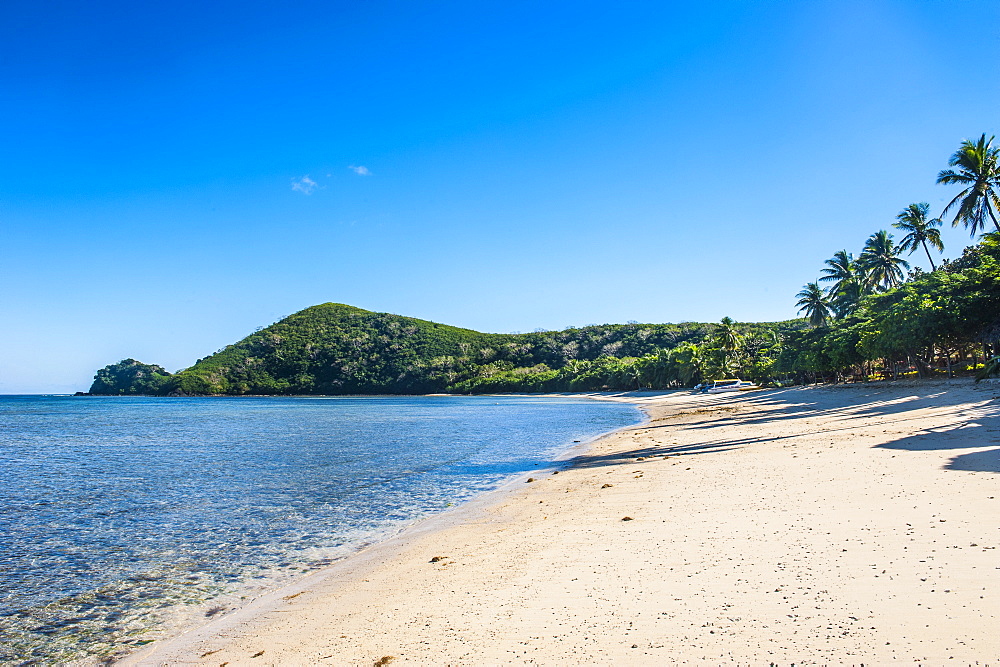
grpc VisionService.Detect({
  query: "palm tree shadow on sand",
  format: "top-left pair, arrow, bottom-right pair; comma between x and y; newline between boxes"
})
875,422 -> 1000,473
445,386 -> 998,476
440,440 -> 737,477
946,448 -> 1000,472
633,386 -> 1000,474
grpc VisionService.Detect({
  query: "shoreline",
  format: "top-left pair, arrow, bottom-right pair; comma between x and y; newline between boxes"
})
125,381 -> 999,664
113,392 -> 653,665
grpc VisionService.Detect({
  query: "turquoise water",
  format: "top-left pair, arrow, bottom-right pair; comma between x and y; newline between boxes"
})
0,394 -> 640,663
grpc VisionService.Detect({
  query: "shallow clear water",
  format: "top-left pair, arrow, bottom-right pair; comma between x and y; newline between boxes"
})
0,394 -> 640,663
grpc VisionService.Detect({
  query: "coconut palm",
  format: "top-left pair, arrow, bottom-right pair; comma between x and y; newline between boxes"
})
713,317 -> 744,375
714,317 -> 742,355
976,356 -> 1000,382
893,202 -> 945,271
819,250 -> 868,318
819,250 -> 857,296
937,133 -> 1000,235
829,278 -> 865,318
796,282 -> 831,327
859,230 -> 909,291
670,342 -> 703,385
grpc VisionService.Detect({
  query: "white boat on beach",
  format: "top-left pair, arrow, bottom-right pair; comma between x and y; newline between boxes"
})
695,379 -> 757,393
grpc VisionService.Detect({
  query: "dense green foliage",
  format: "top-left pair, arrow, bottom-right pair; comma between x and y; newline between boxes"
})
779,237 -> 1000,381
783,130 -> 1000,387
89,359 -> 173,395
781,134 -> 1000,383
89,303 -> 804,395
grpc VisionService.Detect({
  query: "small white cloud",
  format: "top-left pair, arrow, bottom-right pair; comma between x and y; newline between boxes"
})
291,175 -> 318,194
348,165 -> 371,176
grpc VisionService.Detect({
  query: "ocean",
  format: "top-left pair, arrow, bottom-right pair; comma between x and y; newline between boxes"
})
0,394 -> 641,663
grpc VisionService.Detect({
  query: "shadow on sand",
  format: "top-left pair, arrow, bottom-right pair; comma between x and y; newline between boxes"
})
439,439 -> 734,478
618,385 -> 1000,474
445,384 -> 1000,477
873,419 -> 1000,472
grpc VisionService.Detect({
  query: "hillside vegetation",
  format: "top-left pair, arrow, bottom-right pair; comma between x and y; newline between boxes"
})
88,303 -> 804,395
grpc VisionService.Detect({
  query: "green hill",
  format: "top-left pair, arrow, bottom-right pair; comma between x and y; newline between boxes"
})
89,303 -> 805,395
171,303 -> 494,394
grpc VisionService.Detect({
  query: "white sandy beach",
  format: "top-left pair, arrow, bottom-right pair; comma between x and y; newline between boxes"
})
125,381 -> 1000,665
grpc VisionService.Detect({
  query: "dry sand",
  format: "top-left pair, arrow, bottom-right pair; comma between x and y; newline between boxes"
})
126,381 -> 1000,665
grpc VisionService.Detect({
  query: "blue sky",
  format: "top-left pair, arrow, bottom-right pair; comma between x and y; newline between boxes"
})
2,0 -> 999,393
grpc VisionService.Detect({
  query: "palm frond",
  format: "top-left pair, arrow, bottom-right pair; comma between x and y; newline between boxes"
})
936,169 -> 971,186
938,134 -> 1000,236
795,282 -> 831,327
975,356 -> 1000,382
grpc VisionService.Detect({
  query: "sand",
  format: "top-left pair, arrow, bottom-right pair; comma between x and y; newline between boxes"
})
125,381 -> 1000,665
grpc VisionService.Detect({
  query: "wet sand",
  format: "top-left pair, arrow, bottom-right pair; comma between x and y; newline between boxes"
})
126,381 -> 1000,665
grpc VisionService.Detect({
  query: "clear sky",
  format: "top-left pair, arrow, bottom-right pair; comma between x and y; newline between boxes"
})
2,0 -> 999,393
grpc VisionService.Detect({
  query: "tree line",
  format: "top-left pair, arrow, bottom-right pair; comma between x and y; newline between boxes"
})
88,305 -> 804,395
788,134 -> 1000,382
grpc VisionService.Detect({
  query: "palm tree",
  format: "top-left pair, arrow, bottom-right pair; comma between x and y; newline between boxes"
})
713,317 -> 743,375
937,133 -> 1000,235
819,250 -> 868,317
796,282 -> 831,327
670,343 -> 703,385
977,355 -> 1000,382
830,278 -> 864,318
820,250 -> 857,296
714,317 -> 742,354
859,230 -> 909,291
893,202 -> 945,270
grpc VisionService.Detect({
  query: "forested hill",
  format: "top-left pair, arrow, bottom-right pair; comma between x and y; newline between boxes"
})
88,303 -> 804,395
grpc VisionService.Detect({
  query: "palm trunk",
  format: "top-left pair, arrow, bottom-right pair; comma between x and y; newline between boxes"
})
922,240 -> 937,271
989,203 -> 1000,234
